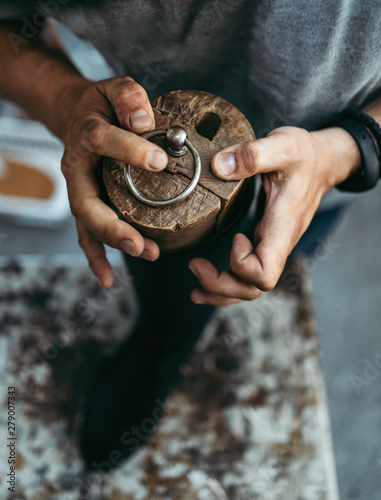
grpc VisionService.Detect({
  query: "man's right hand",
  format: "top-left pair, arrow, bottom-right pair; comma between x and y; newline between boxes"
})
60,77 -> 168,288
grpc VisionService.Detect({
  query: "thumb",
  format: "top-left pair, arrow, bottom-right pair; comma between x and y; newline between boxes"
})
211,131 -> 293,180
103,77 -> 155,134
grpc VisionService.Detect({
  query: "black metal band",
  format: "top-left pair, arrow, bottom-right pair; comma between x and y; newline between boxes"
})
330,118 -> 380,192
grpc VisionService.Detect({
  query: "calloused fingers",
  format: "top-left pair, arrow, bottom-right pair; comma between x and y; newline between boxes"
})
76,219 -> 114,288
62,155 -> 160,259
99,76 -> 156,133
79,119 -> 167,172
189,258 -> 263,302
190,287 -> 243,306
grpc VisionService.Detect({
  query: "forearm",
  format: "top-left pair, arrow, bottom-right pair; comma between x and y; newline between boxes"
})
0,20 -> 91,140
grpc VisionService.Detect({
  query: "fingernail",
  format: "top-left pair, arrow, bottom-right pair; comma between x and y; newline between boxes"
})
120,239 -> 136,256
188,265 -> 200,279
193,294 -> 207,304
216,153 -> 236,176
129,109 -> 152,130
147,150 -> 167,170
140,249 -> 155,261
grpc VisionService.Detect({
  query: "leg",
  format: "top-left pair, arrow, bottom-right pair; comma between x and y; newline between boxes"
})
80,180 -> 257,470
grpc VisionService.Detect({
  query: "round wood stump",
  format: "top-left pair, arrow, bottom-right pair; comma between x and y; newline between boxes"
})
103,90 -> 255,252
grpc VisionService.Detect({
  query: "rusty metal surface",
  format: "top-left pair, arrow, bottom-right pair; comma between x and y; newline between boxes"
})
0,256 -> 338,500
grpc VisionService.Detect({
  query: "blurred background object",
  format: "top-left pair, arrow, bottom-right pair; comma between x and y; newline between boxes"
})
0,19 -> 380,500
0,117 -> 68,228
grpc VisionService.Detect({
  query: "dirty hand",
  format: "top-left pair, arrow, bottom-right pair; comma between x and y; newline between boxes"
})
60,77 -> 168,288
189,125 -> 361,305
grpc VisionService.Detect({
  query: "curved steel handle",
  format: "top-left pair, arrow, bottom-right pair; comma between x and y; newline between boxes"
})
124,126 -> 201,207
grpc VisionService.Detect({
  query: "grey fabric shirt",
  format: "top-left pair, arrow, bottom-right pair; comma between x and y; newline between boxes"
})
51,0 -> 381,138
2,0 -> 381,136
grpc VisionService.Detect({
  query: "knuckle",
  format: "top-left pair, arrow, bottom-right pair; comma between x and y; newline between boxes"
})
66,116 -> 84,145
200,280 -> 215,294
87,252 -> 102,270
246,287 -> 260,301
257,274 -> 278,292
114,76 -> 135,88
229,255 -> 278,293
87,122 -> 106,151
235,142 -> 258,176
229,254 -> 246,277
101,220 -> 118,244
60,144 -> 76,174
117,81 -> 147,106
60,158 -> 69,178
126,82 -> 148,103
281,128 -> 310,164
229,263 -> 240,281
69,198 -> 82,220
284,134 -> 300,160
81,84 -> 97,101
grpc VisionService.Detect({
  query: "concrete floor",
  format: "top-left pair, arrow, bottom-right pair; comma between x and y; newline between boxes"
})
310,183 -> 381,500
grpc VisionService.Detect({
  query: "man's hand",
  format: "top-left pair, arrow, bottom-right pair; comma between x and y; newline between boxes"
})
0,23 -> 168,289
60,77 -> 168,288
188,125 -> 362,305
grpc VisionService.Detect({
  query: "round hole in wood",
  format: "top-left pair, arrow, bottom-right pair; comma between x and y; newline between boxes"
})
195,112 -> 222,141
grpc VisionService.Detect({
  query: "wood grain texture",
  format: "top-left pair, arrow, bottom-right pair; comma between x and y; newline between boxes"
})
103,90 -> 255,252
103,156 -> 220,252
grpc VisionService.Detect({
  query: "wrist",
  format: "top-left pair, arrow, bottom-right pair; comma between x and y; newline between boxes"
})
0,22 -> 92,141
311,126 -> 362,190
52,77 -> 93,141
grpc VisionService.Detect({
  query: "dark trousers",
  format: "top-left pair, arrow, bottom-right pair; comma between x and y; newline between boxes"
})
123,183 -> 345,360
122,179 -> 257,365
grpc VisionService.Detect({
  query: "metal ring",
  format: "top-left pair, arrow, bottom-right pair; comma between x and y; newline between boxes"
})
124,129 -> 201,207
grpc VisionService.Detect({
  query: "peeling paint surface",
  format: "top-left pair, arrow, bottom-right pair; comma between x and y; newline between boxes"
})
0,256 -> 338,499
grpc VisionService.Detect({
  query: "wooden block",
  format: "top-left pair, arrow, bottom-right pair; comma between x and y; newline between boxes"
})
103,90 -> 255,252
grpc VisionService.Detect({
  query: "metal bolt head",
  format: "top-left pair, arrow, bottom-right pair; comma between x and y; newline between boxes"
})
166,126 -> 188,157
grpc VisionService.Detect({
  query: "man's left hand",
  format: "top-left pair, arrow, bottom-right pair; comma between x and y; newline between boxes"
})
188,125 -> 361,305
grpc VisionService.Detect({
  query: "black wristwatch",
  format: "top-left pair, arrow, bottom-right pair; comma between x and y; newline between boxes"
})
327,111 -> 381,193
